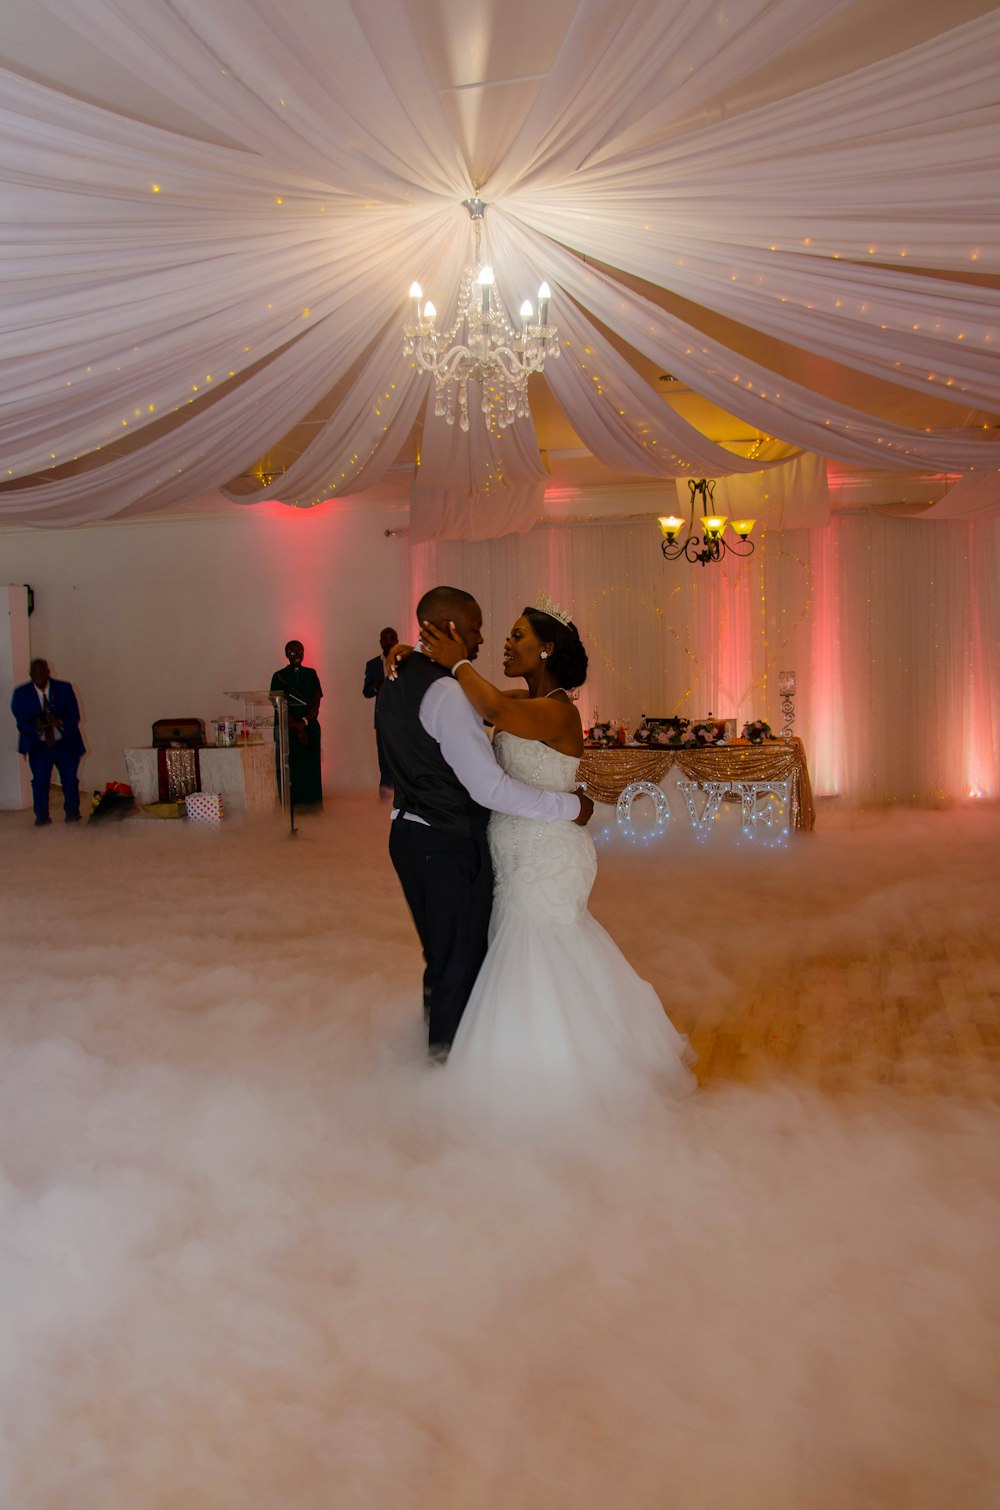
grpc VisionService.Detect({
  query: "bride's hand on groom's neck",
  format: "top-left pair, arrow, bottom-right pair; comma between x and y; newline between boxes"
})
385,641 -> 413,679
419,620 -> 468,671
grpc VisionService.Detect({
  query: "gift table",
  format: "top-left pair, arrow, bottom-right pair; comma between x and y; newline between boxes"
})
123,741 -> 276,815
578,738 -> 815,833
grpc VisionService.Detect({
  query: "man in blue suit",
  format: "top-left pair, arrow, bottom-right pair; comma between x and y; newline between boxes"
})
10,658 -> 86,826
363,626 -> 398,795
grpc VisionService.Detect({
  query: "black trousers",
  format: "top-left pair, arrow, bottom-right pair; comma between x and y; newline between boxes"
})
389,818 -> 493,1051
375,724 -> 394,790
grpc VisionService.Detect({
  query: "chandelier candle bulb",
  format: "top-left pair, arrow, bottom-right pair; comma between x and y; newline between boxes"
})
409,282 -> 422,320
477,265 -> 494,316
520,299 -> 533,329
538,282 -> 551,326
422,301 -> 436,321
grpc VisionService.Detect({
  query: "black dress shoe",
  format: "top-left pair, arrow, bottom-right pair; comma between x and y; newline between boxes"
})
34,816 -> 52,827
65,814 -> 82,824
428,1044 -> 450,1065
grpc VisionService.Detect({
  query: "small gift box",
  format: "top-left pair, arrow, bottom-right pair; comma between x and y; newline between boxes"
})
183,791 -> 224,826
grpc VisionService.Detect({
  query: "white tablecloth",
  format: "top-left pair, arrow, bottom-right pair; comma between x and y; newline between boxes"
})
124,743 -> 276,814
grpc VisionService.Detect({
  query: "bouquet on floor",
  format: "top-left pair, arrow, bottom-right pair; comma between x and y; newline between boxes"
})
741,719 -> 774,744
88,782 -> 135,823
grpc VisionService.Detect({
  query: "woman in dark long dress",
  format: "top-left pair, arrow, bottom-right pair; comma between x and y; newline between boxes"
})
269,639 -> 323,807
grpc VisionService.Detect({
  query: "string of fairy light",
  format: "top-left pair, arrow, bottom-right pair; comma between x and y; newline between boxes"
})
12,169 -> 997,499
9,181 -> 405,503
583,534 -> 814,726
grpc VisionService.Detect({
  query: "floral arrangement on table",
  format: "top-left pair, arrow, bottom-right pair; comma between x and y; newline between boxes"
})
585,721 -> 628,748
633,716 -> 689,747
688,720 -> 728,748
741,719 -> 774,744
633,716 -> 726,748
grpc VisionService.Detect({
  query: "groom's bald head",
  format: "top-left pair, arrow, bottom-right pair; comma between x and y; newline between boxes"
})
416,585 -> 483,661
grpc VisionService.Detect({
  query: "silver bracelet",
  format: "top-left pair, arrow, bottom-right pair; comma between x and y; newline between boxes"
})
451,659 -> 472,676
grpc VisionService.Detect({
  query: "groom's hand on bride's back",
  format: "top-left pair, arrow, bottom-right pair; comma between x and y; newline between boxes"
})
573,788 -> 594,826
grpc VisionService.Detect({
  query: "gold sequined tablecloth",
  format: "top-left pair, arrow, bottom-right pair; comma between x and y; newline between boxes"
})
160,747 -> 199,800
578,739 -> 815,831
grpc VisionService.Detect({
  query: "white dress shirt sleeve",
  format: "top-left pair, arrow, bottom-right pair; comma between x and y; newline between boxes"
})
420,677 -> 581,822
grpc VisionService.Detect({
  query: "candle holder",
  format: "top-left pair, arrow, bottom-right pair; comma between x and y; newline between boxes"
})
778,670 -> 796,741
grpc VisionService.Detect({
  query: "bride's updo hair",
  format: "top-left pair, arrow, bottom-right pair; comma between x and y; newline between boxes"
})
522,606 -> 588,691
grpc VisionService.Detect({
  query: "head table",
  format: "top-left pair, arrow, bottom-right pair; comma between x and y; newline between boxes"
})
578,738 -> 815,832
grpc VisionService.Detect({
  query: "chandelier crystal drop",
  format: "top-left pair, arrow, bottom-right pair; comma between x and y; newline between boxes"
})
658,479 -> 756,567
403,197 -> 559,431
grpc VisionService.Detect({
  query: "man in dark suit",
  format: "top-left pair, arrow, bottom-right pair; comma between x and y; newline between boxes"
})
363,626 -> 398,795
10,658 -> 86,826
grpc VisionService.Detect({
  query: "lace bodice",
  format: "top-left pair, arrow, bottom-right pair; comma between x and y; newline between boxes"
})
488,731 -> 595,926
492,730 -> 579,791
450,730 -> 696,1107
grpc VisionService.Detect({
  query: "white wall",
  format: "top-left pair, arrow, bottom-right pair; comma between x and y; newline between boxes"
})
0,498 -> 410,796
1,585 -> 33,808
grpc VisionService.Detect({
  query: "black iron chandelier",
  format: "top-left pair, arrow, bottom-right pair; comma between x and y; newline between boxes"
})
658,479 -> 756,566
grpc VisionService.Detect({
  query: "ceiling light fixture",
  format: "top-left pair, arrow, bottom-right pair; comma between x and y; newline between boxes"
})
403,196 -> 559,431
237,462 -> 285,490
658,478 -> 756,566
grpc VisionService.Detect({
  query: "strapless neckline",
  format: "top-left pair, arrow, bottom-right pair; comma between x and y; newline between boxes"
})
493,730 -> 580,793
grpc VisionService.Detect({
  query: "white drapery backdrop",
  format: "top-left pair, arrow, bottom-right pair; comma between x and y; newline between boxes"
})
409,512 -> 1000,805
1,0 -> 999,532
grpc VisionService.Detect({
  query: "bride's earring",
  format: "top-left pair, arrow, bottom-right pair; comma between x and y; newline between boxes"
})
540,651 -> 548,659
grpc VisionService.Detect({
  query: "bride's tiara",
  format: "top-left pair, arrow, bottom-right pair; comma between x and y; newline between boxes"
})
533,591 -> 572,627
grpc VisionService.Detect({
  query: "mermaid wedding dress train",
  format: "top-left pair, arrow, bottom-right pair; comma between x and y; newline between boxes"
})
447,732 -> 696,1108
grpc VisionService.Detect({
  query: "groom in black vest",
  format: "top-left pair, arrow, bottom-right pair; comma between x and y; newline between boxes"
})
377,585 -> 593,1059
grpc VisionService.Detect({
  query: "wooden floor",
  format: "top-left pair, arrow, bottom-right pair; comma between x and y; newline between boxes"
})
675,915 -> 1000,1097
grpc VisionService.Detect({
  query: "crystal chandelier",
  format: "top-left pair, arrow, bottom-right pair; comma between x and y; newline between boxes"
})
403,197 -> 559,431
658,479 -> 757,566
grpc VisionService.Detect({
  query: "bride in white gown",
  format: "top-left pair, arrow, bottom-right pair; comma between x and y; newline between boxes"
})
419,599 -> 695,1110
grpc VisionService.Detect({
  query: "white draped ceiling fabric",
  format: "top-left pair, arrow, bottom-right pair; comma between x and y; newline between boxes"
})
2,0 -> 1000,535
